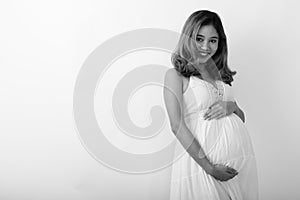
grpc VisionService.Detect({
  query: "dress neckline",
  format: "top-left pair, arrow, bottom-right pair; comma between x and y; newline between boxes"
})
191,76 -> 222,91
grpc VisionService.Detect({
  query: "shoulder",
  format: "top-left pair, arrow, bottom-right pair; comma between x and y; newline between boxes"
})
164,68 -> 185,94
164,68 -> 184,84
165,68 -> 182,78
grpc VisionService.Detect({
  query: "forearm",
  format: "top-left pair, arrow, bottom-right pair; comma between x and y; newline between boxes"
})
172,122 -> 212,173
232,102 -> 245,123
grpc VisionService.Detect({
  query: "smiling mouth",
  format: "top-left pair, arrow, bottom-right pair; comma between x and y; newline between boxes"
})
199,52 -> 210,57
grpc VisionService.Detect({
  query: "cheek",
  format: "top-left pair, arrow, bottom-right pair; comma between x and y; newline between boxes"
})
211,43 -> 218,53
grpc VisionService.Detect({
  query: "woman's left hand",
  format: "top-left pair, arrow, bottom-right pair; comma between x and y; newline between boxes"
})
203,100 -> 237,120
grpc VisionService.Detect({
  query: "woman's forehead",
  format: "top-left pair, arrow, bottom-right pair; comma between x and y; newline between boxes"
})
196,25 -> 218,37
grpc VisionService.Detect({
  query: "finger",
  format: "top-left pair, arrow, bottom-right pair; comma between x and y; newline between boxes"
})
211,107 -> 227,118
208,111 -> 221,119
204,105 -> 215,118
203,111 -> 210,119
208,110 -> 223,120
207,101 -> 219,111
205,106 -> 219,118
227,166 -> 237,172
228,168 -> 238,176
229,173 -> 238,180
215,113 -> 226,120
226,167 -> 236,174
230,167 -> 238,174
203,107 -> 211,117
206,102 -> 222,114
226,172 -> 236,180
221,173 -> 234,182
204,111 -> 214,119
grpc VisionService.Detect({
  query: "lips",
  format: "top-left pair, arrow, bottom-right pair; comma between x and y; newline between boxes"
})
199,52 -> 210,57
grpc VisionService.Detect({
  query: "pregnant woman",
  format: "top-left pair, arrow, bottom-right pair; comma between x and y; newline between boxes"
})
163,10 -> 259,199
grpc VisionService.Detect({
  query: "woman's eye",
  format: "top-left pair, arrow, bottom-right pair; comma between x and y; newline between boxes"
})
196,37 -> 203,42
210,40 -> 217,43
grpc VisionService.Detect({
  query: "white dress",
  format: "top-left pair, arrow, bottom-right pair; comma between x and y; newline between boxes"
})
169,76 -> 259,200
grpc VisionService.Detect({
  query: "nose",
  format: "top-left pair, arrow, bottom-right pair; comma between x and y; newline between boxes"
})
200,41 -> 209,51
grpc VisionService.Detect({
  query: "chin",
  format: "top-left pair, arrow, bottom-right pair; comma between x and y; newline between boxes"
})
198,56 -> 211,64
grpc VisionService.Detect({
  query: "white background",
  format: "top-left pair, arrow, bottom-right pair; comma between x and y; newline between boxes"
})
1,0 -> 300,199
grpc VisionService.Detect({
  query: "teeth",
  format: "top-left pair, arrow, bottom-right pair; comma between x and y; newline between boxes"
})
200,53 -> 208,56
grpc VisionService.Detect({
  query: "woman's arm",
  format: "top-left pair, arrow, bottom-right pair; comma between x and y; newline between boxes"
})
163,69 -> 238,181
233,102 -> 245,123
203,100 -> 245,122
163,69 -> 212,172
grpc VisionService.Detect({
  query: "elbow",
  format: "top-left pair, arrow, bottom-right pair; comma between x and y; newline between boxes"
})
170,121 -> 184,134
171,124 -> 179,134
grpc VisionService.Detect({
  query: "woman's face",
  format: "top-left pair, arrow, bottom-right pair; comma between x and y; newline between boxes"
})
194,24 -> 219,63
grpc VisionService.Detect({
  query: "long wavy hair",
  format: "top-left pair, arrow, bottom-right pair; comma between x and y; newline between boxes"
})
171,10 -> 236,85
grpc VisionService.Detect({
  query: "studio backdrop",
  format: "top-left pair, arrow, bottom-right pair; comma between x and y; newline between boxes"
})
1,0 -> 300,199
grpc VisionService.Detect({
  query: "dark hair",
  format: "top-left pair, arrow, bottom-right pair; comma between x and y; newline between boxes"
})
171,10 -> 236,85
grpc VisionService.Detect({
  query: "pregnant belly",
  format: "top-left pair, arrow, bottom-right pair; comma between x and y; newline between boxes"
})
191,113 -> 255,170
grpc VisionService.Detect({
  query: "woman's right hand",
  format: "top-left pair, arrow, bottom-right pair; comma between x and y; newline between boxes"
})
207,164 -> 238,181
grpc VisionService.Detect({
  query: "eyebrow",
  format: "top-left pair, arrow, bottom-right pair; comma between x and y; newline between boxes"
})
196,34 -> 219,39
